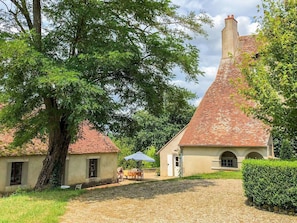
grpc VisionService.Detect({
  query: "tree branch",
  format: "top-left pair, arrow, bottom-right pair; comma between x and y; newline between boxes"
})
11,9 -> 26,33
11,0 -> 33,30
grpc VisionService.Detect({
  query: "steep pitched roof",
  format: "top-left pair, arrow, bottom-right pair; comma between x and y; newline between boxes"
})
179,35 -> 270,147
0,123 -> 119,157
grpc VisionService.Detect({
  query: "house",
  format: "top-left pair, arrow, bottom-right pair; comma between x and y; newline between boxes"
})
158,15 -> 274,177
158,126 -> 187,177
0,122 -> 120,193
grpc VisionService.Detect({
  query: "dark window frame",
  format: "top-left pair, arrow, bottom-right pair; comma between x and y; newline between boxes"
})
10,162 -> 23,185
175,156 -> 179,167
89,159 -> 98,178
220,151 -> 238,168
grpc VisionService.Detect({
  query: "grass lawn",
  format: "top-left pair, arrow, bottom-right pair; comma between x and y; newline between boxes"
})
0,171 -> 241,223
0,189 -> 85,223
181,170 -> 242,180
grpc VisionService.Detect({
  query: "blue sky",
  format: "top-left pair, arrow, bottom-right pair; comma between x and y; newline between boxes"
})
171,0 -> 262,105
0,0 -> 262,106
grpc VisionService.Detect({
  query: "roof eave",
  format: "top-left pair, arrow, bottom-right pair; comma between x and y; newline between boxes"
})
156,125 -> 188,155
179,144 -> 268,148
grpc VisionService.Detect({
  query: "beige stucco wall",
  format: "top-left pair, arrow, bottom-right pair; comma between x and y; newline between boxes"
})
159,128 -> 186,177
159,125 -> 270,178
181,146 -> 268,176
0,155 -> 44,193
66,153 -> 118,185
0,152 -> 118,193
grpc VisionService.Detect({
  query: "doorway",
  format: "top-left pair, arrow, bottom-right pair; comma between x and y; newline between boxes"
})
167,154 -> 180,177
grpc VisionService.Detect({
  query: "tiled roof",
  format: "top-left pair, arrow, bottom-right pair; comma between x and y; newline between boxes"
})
179,35 -> 270,147
68,123 -> 120,154
0,129 -> 47,156
0,122 -> 119,157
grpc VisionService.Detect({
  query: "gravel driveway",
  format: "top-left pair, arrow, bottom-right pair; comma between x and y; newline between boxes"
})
60,179 -> 297,223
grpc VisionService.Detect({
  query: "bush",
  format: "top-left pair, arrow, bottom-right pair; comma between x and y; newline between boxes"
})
280,138 -> 296,160
242,159 -> 297,211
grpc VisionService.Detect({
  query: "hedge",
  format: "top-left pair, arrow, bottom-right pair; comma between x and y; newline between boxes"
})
242,159 -> 297,211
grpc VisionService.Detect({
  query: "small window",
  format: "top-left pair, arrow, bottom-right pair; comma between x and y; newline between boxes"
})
89,159 -> 97,178
175,156 -> 179,167
221,159 -> 233,167
221,151 -> 238,168
10,162 -> 23,185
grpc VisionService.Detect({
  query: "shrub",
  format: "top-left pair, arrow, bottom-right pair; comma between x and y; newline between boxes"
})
280,138 -> 296,160
242,159 -> 297,211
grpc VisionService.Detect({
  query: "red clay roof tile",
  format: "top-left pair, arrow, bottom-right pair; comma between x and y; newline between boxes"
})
179,35 -> 270,147
0,122 -> 119,157
68,123 -> 119,154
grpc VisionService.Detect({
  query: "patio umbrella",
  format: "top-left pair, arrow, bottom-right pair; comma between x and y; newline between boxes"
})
124,151 -> 155,162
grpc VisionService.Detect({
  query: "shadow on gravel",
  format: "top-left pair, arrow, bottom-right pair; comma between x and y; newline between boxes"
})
76,179 -> 216,203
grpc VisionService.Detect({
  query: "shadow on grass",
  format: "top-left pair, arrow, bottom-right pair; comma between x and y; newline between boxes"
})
7,188 -> 86,202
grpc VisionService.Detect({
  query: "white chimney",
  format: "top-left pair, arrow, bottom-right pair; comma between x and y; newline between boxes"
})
222,15 -> 239,59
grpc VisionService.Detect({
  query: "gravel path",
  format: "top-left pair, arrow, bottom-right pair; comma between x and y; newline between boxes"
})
60,179 -> 297,223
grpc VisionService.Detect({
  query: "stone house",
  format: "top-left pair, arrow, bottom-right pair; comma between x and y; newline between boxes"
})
0,122 -> 119,193
158,15 -> 274,177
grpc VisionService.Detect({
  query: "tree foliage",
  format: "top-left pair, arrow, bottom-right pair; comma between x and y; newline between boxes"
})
114,87 -> 195,151
0,0 -> 211,189
238,0 -> 297,144
113,87 -> 195,168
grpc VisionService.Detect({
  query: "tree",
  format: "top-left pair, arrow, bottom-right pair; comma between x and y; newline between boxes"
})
279,138 -> 295,160
113,87 -> 195,169
113,137 -> 135,169
271,127 -> 297,158
0,0 -> 211,189
113,87 -> 195,152
238,0 -> 297,145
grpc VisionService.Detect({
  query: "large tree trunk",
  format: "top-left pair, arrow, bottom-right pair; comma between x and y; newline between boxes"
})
34,116 -> 71,190
34,98 -> 72,190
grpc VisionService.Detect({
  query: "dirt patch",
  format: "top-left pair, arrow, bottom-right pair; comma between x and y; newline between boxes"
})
60,179 -> 297,223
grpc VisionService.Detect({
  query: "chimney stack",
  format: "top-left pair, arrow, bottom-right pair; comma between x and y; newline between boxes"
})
222,15 -> 239,59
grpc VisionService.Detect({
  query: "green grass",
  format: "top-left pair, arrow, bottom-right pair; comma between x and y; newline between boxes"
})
0,171 -> 241,222
0,189 -> 85,223
181,170 -> 242,180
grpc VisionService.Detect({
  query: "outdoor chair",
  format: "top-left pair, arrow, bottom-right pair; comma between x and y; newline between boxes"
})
135,170 -> 143,180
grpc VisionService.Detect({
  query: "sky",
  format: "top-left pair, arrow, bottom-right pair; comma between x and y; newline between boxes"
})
0,1 -> 262,107
171,0 -> 262,106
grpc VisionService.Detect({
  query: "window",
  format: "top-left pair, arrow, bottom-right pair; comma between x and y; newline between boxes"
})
221,159 -> 233,167
89,159 -> 97,178
221,151 -> 238,168
10,162 -> 23,185
246,152 -> 263,159
175,156 -> 179,167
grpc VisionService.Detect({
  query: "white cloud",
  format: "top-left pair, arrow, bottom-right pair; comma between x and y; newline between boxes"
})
236,16 -> 259,35
172,1 -> 262,105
